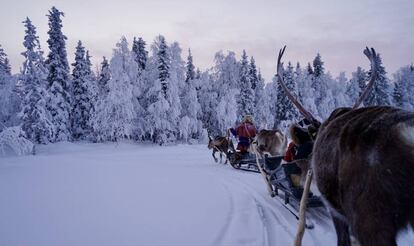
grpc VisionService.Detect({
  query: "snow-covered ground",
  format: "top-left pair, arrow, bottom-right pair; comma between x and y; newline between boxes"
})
0,142 -> 413,246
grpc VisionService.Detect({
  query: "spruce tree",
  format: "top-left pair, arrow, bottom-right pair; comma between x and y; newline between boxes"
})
71,41 -> 93,140
249,57 -> 262,125
132,37 -> 148,74
0,44 -> 11,77
20,17 -> 55,143
145,36 -> 175,143
0,45 -> 20,127
157,35 -> 170,97
393,65 -> 414,109
249,57 -> 258,91
45,7 -> 71,141
254,70 -> 269,128
97,57 -> 110,95
393,81 -> 404,108
185,48 -> 195,83
238,50 -> 254,118
179,48 -> 203,141
274,62 -> 298,129
364,54 -> 391,106
346,67 -> 366,103
306,62 -> 313,75
313,53 -> 324,78
311,53 -> 329,117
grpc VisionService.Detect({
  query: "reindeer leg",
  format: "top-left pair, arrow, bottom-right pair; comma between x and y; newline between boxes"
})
212,150 -> 218,163
220,152 -> 223,164
331,215 -> 351,246
352,212 -> 397,246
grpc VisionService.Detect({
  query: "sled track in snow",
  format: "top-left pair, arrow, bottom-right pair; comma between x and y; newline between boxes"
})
211,181 -> 237,246
209,163 -> 335,246
228,174 -> 296,244
210,165 -> 298,246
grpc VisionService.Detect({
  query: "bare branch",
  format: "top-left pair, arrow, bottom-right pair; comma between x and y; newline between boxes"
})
353,47 -> 378,109
276,46 -> 320,126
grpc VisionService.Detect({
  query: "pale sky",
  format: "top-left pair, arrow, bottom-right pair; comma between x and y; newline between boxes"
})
1,0 -> 413,81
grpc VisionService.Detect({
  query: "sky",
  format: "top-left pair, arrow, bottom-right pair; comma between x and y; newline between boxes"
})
0,0 -> 413,82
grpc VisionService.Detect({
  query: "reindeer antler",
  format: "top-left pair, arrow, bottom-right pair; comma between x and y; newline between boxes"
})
277,46 -> 320,126
353,47 -> 378,109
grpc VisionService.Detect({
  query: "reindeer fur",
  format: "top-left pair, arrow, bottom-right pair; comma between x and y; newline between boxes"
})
313,106 -> 414,246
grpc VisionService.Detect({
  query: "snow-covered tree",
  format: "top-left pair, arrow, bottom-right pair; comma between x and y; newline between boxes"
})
179,48 -> 203,141
274,62 -> 298,129
346,67 -> 366,103
0,126 -> 34,156
20,17 -> 55,143
313,53 -> 324,77
212,51 -> 239,134
71,41 -> 93,140
45,7 -> 71,141
85,50 -> 98,114
393,65 -> 414,109
0,45 -> 21,129
97,57 -> 110,97
311,54 -> 327,112
130,39 -> 148,141
364,53 -> 392,106
331,72 -> 349,108
0,44 -> 11,77
145,35 -> 177,144
198,72 -> 220,136
254,70 -> 270,129
185,49 -> 195,83
132,37 -> 148,74
306,62 -> 313,76
91,37 -> 137,141
157,35 -> 170,98
265,77 -> 278,128
292,62 -> 318,121
238,50 -> 254,118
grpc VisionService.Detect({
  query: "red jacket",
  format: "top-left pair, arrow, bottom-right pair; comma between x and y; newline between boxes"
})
230,122 -> 257,153
284,142 -> 297,162
234,122 -> 257,139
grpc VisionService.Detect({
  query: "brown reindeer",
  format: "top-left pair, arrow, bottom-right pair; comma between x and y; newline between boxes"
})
255,129 -> 288,158
208,136 -> 234,164
277,46 -> 414,246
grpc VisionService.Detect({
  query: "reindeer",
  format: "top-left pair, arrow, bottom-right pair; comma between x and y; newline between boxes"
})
208,136 -> 234,164
276,46 -> 414,246
254,129 -> 288,158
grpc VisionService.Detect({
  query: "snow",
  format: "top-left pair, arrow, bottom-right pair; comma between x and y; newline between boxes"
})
1,142 -> 413,246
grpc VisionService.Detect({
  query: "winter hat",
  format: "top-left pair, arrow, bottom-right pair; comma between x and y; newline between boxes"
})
242,115 -> 253,124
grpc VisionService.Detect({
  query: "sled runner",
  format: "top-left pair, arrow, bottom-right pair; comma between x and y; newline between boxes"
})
270,162 -> 323,208
228,151 -> 323,207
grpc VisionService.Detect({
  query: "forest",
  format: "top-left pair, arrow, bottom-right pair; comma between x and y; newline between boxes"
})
1,6 -> 413,151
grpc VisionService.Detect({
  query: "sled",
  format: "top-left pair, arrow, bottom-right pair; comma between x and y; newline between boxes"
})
228,151 -> 323,207
227,152 -> 282,173
269,162 -> 324,209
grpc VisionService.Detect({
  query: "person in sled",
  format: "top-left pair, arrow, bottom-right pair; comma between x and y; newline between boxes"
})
283,123 -> 313,163
229,115 -> 257,154
276,122 -> 313,189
